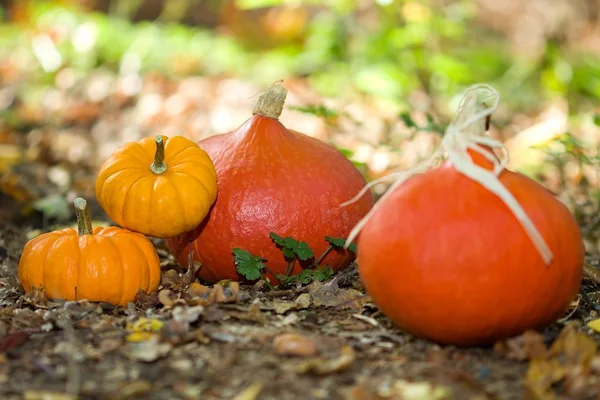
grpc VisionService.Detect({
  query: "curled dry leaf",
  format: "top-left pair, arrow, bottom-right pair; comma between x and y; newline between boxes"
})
22,286 -> 48,308
293,345 -> 355,375
273,333 -> 318,357
158,288 -> 182,307
307,279 -> 368,311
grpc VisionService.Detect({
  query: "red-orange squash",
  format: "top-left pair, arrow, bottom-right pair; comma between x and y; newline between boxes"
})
354,86 -> 585,346
165,83 -> 374,283
18,197 -> 161,306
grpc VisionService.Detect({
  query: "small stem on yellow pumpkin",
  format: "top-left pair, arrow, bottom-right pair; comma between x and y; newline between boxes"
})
74,197 -> 93,236
252,81 -> 287,119
149,135 -> 168,174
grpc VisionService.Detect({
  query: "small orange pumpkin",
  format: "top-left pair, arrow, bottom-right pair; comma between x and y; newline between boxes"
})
95,134 -> 217,238
18,197 -> 161,306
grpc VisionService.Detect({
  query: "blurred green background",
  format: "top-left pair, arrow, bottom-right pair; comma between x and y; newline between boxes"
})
0,0 -> 598,244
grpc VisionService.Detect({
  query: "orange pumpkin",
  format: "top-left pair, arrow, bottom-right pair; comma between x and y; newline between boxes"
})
18,197 -> 161,306
165,82 -> 374,283
352,85 -> 585,346
95,135 -> 217,238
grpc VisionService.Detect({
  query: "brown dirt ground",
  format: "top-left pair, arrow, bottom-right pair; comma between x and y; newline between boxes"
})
2,223 -> 600,400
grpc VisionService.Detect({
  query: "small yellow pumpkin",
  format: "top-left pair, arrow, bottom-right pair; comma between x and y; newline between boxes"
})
95,135 -> 217,238
18,197 -> 161,306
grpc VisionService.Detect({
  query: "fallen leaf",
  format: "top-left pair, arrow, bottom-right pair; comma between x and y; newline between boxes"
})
309,279 -> 367,311
228,303 -> 267,325
525,322 -> 597,399
134,290 -> 160,309
295,293 -> 311,309
158,288 -> 180,307
172,305 -> 204,325
118,379 -> 153,399
494,330 -> 547,361
125,317 -> 164,342
587,318 -> 600,333
232,381 -> 264,400
188,282 -> 211,297
273,333 -> 318,357
23,391 -> 77,400
393,380 -> 452,400
125,335 -> 172,363
293,345 -> 355,375
22,286 -> 48,308
0,331 -> 30,352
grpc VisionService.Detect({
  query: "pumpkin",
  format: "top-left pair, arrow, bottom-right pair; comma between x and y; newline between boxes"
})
95,134 -> 217,238
18,197 -> 161,306
165,82 -> 374,283
347,85 -> 584,347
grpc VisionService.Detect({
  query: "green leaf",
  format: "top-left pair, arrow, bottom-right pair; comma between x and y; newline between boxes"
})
232,248 -> 266,281
325,236 -> 357,253
269,232 -> 286,247
297,270 -> 315,285
313,266 -> 334,281
593,114 -> 600,127
282,248 -> 296,259
270,232 -> 315,261
325,236 -> 346,248
400,111 -> 418,129
295,241 -> 314,260
347,242 -> 358,254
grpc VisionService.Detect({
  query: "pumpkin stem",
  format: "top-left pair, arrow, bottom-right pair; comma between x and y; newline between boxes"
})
150,135 -> 168,174
252,81 -> 287,119
74,197 -> 93,236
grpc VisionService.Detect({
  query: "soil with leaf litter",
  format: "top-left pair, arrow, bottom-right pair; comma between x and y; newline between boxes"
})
1,224 -> 600,400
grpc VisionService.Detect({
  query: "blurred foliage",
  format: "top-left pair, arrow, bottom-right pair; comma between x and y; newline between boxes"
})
0,0 -> 598,117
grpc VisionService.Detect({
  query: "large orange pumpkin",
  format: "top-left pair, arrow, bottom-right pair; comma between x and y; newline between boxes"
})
165,82 -> 374,283
95,134 -> 217,238
353,85 -> 585,346
18,197 -> 161,306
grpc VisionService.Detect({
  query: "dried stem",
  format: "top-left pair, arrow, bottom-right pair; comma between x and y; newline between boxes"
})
150,135 -> 168,174
73,197 -> 93,236
252,81 -> 287,119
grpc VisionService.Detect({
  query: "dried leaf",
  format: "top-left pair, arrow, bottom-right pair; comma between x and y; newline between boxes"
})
134,290 -> 160,309
158,289 -> 178,307
494,330 -> 547,361
293,345 -> 355,375
22,286 -> 48,308
125,335 -> 172,363
125,318 -> 164,342
23,391 -> 77,400
228,304 -> 267,325
393,380 -> 452,400
525,322 -> 597,399
309,279 -> 367,311
232,382 -> 264,400
188,282 -> 211,297
0,331 -> 30,352
587,318 -> 600,333
273,333 -> 318,357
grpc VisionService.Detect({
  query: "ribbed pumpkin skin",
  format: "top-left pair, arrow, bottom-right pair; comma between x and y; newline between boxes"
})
357,155 -> 585,347
165,116 -> 374,283
95,135 -> 217,238
18,226 -> 161,306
